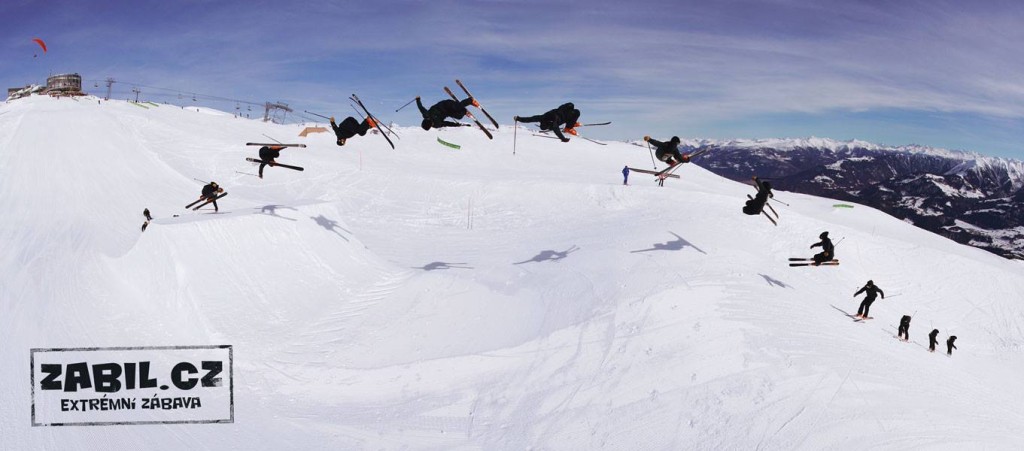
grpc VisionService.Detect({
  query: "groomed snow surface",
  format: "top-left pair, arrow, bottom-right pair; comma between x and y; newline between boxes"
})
3,96 -> 1024,450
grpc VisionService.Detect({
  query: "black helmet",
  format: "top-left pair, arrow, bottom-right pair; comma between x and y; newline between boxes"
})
867,279 -> 874,285
565,102 -> 574,110
671,136 -> 680,143
336,138 -> 347,146
819,231 -> 829,239
421,119 -> 432,131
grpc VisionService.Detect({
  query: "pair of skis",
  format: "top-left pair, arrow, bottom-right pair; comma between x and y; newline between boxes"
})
443,82 -> 496,139
245,157 -> 304,171
350,94 -> 395,149
788,258 -> 839,267
535,123 -> 611,146
749,194 -> 779,226
185,192 -> 228,211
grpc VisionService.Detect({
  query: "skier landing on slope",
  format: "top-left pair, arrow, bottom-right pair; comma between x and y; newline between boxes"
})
853,279 -> 884,319
198,182 -> 224,212
810,231 -> 835,265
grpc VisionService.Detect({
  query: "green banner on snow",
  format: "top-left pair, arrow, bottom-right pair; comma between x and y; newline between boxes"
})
833,204 -> 854,208
437,137 -> 461,150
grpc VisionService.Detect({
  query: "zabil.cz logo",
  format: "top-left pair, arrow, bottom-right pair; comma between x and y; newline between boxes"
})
31,345 -> 233,426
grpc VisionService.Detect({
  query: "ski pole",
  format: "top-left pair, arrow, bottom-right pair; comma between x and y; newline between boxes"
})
349,104 -> 365,120
834,237 -> 846,248
513,117 -> 518,155
395,98 -> 416,112
262,133 -> 282,144
770,198 -> 791,207
303,110 -> 331,120
192,177 -> 209,184
646,140 -> 657,169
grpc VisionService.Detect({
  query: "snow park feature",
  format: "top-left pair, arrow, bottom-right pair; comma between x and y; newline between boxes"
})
3,94 -> 1024,449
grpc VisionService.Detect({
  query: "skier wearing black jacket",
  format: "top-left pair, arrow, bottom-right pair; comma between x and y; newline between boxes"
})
515,102 -> 581,142
947,336 -> 958,355
257,145 -> 285,179
644,136 -> 690,167
199,182 -> 223,212
743,176 -> 774,215
329,116 -> 376,146
929,329 -> 940,352
853,280 -> 884,319
898,315 -> 911,341
417,96 -> 476,130
810,231 -> 835,265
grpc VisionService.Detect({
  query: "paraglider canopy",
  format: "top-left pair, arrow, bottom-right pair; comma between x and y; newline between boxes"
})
32,38 -> 47,57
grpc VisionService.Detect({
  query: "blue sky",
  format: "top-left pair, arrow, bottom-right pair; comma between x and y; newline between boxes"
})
2,0 -> 1023,158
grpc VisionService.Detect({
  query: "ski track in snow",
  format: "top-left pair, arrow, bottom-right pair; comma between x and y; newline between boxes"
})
3,96 -> 1024,449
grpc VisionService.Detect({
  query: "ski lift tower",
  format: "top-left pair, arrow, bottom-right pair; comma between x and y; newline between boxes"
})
263,101 -> 292,124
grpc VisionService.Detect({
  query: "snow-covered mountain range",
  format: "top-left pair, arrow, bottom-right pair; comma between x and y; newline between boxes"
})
692,137 -> 1024,259
4,97 -> 1024,449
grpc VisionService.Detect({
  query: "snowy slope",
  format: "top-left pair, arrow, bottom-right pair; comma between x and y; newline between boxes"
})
3,95 -> 1024,449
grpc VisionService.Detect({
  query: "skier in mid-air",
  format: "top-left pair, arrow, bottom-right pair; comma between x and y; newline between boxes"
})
257,145 -> 286,179
929,329 -> 940,352
946,336 -> 958,355
853,279 -> 884,319
197,182 -> 224,212
417,95 -> 477,130
329,115 -> 377,146
643,136 -> 691,169
809,231 -> 835,265
743,176 -> 774,216
898,315 -> 911,341
515,102 -> 580,142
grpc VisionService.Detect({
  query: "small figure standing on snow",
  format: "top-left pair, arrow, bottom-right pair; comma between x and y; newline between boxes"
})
622,166 -> 630,185
946,336 -> 957,355
417,95 -> 476,130
929,329 -> 940,352
141,208 -> 153,232
198,182 -> 224,212
515,102 -> 580,142
257,145 -> 285,179
810,231 -> 835,265
853,279 -> 884,319
898,315 -> 911,341
330,115 -> 377,146
743,176 -> 774,215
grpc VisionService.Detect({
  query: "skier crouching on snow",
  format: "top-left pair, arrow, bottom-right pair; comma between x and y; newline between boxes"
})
198,182 -> 224,212
417,95 -> 477,130
515,102 -> 580,142
809,231 -> 834,265
898,315 -> 911,341
743,176 -> 774,215
853,279 -> 884,319
329,116 -> 377,146
257,145 -> 286,179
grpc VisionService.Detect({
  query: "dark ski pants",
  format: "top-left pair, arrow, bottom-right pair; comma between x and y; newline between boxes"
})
898,324 -> 909,340
857,298 -> 876,317
929,339 -> 937,352
812,252 -> 833,264
259,159 -> 274,177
